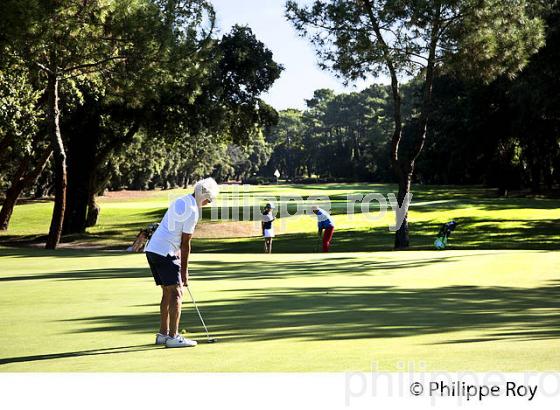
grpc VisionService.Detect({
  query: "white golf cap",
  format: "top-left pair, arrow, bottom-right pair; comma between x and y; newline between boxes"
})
194,177 -> 219,203
311,205 -> 319,211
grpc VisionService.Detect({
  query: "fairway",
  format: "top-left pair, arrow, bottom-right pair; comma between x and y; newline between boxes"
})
1,247 -> 559,372
3,184 -> 560,251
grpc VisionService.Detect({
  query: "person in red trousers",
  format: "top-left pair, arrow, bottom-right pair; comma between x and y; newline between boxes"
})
311,205 -> 335,252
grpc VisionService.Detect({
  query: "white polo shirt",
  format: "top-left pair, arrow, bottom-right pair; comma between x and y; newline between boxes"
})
145,194 -> 199,256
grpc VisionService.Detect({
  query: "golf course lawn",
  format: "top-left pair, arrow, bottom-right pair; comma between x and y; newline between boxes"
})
1,247 -> 559,372
1,184 -> 559,371
2,183 -> 559,251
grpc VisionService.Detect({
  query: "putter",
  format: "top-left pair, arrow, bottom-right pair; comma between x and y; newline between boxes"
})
186,287 -> 218,343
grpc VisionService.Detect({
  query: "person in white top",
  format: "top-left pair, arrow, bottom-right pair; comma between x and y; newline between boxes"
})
261,203 -> 276,253
145,178 -> 219,348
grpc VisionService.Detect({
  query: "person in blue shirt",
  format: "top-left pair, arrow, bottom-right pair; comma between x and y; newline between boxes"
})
311,205 -> 335,252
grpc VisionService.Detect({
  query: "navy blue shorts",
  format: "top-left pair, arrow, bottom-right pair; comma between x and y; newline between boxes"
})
146,251 -> 181,286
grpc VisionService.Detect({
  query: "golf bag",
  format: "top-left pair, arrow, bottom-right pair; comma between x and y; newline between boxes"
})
434,220 -> 458,250
127,223 -> 159,252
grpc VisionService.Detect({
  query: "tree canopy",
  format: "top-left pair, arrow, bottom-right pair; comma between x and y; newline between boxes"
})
1,0 -> 558,250
286,0 -> 546,247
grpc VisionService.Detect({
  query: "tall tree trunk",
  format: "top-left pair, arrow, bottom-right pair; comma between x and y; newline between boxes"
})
394,172 -> 412,249
362,0 -> 408,248
0,148 -> 52,230
85,191 -> 100,228
392,6 -> 441,249
0,187 -> 20,231
393,40 -> 437,249
45,74 -> 67,249
388,74 -> 407,249
63,156 -> 97,234
63,118 -> 139,233
0,157 -> 29,231
63,103 -> 100,234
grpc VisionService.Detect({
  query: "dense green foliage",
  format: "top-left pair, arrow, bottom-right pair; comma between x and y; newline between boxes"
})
0,1 -> 282,239
262,85 -> 399,182
1,0 -> 559,248
285,0 -> 547,248
262,2 -> 560,192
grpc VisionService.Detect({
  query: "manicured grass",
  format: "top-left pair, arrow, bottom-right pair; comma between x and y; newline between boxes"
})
1,247 -> 559,371
1,184 -> 558,372
1,184 -> 559,251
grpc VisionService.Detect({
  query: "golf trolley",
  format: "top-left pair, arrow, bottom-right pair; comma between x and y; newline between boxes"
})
127,222 -> 160,252
434,220 -> 458,250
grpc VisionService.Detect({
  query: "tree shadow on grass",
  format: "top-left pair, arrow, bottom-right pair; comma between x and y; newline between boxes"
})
0,344 -> 158,366
0,252 -> 495,282
0,267 -> 150,282
189,252 -> 498,282
62,281 -> 560,345
0,247 -> 127,259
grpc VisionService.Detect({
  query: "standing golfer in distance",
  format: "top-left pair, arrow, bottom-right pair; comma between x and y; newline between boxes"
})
261,203 -> 276,253
145,178 -> 219,348
311,205 -> 335,252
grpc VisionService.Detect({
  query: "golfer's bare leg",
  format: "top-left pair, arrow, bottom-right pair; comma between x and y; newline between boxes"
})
159,287 -> 170,335
166,284 -> 183,337
267,238 -> 272,253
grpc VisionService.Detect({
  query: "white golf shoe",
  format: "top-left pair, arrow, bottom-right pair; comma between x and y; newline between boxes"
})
155,333 -> 172,345
165,334 -> 197,348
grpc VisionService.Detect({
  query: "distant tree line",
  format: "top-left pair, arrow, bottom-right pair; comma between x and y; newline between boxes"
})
263,1 -> 560,198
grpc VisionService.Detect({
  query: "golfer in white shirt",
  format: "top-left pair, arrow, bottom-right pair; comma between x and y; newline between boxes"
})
145,178 -> 219,348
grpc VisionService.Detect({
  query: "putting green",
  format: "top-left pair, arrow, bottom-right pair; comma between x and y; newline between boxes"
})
1,247 -> 559,371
